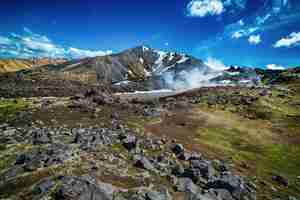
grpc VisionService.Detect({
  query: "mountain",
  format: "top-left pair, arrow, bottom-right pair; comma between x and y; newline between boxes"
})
40,46 -> 214,89
2,46 -> 297,93
0,58 -> 67,73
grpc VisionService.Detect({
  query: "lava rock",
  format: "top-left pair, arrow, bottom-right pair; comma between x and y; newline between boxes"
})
33,179 -> 55,194
32,129 -> 52,145
122,135 -> 137,151
272,175 -> 289,187
207,172 -> 255,200
55,176 -> 113,200
190,159 -> 214,179
176,178 -> 199,193
145,188 -> 172,200
171,143 -> 184,155
134,155 -> 155,171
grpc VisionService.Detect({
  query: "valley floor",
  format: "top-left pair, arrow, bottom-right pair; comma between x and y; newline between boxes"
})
0,82 -> 300,200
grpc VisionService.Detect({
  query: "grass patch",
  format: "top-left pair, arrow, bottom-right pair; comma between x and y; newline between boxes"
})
0,99 -> 28,122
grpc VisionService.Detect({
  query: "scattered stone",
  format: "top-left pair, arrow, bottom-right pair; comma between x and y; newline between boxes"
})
145,189 -> 172,200
33,179 -> 55,194
55,176 -> 113,200
171,143 -> 184,155
134,155 -> 155,171
272,175 -> 289,187
31,129 -> 52,145
207,172 -> 255,200
176,178 -> 199,193
122,135 -> 137,151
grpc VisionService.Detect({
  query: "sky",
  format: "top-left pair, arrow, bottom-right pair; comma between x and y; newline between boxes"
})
0,0 -> 300,69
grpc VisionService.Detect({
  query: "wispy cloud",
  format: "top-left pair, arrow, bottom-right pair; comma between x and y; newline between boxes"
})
231,27 -> 259,39
68,47 -> 112,58
0,27 -> 112,59
266,64 -> 285,70
248,35 -> 261,45
0,36 -> 12,45
186,0 -> 224,17
273,32 -> 300,48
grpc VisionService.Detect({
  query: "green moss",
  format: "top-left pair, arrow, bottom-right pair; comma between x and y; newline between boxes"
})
125,116 -> 161,133
0,99 -> 28,122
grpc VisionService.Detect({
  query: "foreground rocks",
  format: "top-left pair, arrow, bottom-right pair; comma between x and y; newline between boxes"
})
0,122 -> 256,200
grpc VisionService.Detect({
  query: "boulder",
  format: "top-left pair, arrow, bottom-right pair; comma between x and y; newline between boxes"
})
171,143 -> 184,155
175,178 -> 199,193
55,176 -> 113,200
207,172 -> 255,200
272,175 -> 289,187
134,155 -> 155,171
32,129 -> 52,145
145,189 -> 172,200
122,135 -> 137,151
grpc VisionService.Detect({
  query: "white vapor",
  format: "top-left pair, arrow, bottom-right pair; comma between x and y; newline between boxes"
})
0,27 -> 112,59
248,35 -> 261,45
204,57 -> 228,71
266,64 -> 285,70
162,57 -> 226,90
273,32 -> 300,48
186,0 -> 224,17
163,68 -> 221,90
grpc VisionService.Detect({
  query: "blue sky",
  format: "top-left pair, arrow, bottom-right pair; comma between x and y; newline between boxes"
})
0,0 -> 300,69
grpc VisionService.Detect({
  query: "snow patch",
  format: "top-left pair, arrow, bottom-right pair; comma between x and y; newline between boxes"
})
176,55 -> 189,64
142,46 -> 150,52
114,80 -> 132,86
139,57 -> 144,64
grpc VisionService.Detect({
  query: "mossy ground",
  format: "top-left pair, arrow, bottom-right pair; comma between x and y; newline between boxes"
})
0,98 -> 28,122
142,84 -> 300,200
1,83 -> 299,199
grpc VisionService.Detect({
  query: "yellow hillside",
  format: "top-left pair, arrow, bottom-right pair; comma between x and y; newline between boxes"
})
0,59 -> 34,73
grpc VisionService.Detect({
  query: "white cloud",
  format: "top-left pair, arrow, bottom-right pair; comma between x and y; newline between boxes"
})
232,31 -> 244,39
256,14 -> 271,25
0,28 -> 112,59
231,27 -> 259,39
273,32 -> 300,48
248,35 -> 261,45
0,36 -> 12,45
68,48 -> 112,59
204,57 -> 228,71
186,0 -> 224,17
238,19 -> 244,26
266,64 -> 285,70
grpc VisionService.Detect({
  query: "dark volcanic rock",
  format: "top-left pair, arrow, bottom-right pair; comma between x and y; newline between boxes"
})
15,143 -> 74,171
272,175 -> 289,187
175,178 -> 199,193
33,178 -> 55,195
55,176 -> 113,200
189,159 -> 214,180
145,188 -> 172,200
207,172 -> 255,200
171,143 -> 184,155
31,128 -> 52,145
134,155 -> 155,171
122,135 -> 137,151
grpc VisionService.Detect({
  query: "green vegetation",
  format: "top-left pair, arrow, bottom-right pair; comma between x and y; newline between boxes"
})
0,99 -> 28,122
